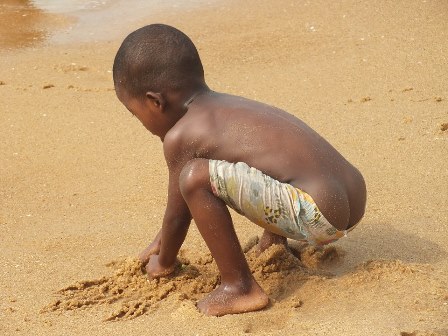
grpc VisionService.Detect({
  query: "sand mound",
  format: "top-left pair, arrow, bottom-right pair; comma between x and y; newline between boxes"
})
291,242 -> 344,269
246,240 -> 340,300
44,242 -> 438,322
42,257 -> 219,321
42,238 -> 342,320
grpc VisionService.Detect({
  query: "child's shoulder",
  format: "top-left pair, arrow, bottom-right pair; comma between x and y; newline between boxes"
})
163,105 -> 214,162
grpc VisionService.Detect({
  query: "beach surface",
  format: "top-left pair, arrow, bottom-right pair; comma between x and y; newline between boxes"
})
1,0 -> 447,335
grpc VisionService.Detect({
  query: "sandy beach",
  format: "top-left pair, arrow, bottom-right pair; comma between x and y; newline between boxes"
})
1,0 -> 447,335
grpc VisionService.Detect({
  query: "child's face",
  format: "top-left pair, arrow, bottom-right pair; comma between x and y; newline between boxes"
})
116,88 -> 166,138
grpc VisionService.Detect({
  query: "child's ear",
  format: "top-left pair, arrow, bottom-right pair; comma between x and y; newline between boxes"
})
145,92 -> 165,110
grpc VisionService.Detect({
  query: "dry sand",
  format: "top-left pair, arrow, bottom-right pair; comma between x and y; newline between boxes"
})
1,0 -> 447,335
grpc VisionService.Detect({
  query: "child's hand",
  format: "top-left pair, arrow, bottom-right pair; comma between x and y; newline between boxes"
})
145,254 -> 177,279
138,231 -> 162,266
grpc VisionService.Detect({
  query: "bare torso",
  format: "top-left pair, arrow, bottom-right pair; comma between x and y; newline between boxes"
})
166,91 -> 366,230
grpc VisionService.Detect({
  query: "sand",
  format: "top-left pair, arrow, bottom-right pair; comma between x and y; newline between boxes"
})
1,0 -> 447,335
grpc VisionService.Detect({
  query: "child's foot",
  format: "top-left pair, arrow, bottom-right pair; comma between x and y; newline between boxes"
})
256,229 -> 287,254
197,279 -> 269,316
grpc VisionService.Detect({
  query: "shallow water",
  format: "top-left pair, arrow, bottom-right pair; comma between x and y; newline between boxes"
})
0,0 -> 217,49
32,0 -> 114,13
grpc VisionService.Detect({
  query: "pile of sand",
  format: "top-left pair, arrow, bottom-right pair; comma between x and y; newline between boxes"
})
41,238 -> 340,321
41,255 -> 218,321
42,237 -> 447,335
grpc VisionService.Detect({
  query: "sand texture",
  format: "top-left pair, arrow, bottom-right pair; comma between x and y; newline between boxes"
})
40,242 -> 326,322
1,0 -> 447,335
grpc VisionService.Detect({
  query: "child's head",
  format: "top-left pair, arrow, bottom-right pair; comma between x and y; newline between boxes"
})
113,24 -> 204,98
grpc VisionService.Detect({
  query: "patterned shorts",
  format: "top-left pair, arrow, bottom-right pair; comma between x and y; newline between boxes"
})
209,160 -> 351,245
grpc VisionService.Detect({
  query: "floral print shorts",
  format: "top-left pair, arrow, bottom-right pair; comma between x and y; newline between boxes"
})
209,160 -> 351,245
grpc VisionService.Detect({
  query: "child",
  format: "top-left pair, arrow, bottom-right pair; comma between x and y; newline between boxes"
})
113,24 -> 366,316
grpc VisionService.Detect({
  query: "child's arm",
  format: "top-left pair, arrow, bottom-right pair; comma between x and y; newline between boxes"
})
138,229 -> 161,265
145,132 -> 193,277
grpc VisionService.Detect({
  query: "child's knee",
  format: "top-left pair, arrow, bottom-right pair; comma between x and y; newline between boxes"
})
179,158 -> 210,198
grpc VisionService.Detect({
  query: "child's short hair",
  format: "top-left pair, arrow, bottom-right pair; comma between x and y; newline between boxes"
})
113,24 -> 204,97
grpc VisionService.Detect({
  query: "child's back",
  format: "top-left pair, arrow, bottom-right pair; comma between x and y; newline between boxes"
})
168,91 -> 366,231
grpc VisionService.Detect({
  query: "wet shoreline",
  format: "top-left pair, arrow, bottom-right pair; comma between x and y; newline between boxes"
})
0,0 -> 219,49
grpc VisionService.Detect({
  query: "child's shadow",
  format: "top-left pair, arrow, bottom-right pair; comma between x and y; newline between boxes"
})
336,219 -> 447,269
245,221 -> 447,303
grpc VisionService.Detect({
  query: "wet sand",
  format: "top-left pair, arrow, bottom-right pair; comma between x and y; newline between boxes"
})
1,0 -> 448,335
0,0 -> 220,47
0,0 -> 68,49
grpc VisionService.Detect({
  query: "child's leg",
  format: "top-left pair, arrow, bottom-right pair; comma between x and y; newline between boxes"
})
179,158 -> 269,316
257,229 -> 288,254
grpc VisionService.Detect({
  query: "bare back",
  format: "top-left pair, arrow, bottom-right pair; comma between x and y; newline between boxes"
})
166,92 -> 366,230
